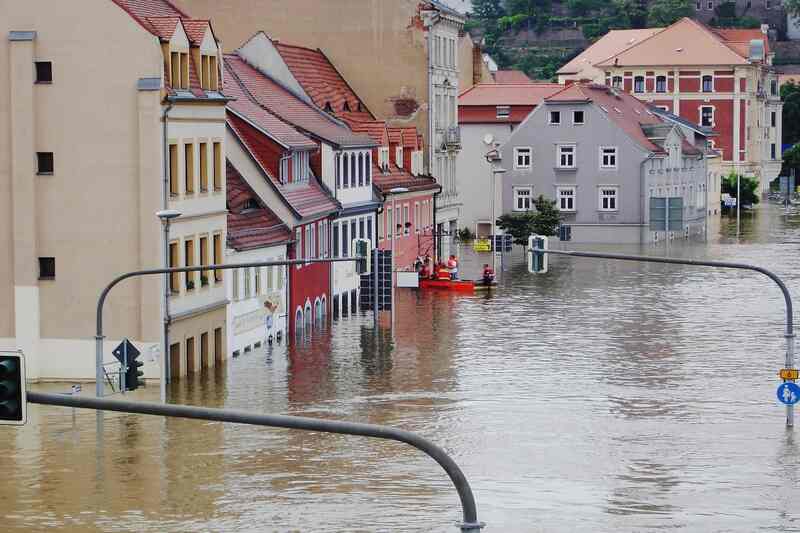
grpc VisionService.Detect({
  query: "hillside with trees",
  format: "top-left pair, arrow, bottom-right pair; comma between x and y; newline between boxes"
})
469,0 -> 770,80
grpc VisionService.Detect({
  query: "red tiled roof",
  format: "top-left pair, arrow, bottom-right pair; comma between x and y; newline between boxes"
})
372,163 -> 439,194
272,41 -> 375,121
387,127 -> 403,145
182,19 -> 211,45
459,83 -> 562,106
112,0 -> 188,28
227,162 -> 291,251
711,27 -> 771,56
546,83 -> 666,153
401,128 -> 420,149
143,16 -> 179,40
225,54 -> 375,149
227,114 -> 339,220
344,119 -> 389,146
493,70 -> 532,84
223,61 -> 317,150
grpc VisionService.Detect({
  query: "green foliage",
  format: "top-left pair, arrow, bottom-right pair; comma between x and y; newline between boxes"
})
647,0 -> 692,26
785,0 -> 800,19
496,195 -> 561,245
782,82 -> 800,146
457,227 -> 475,242
782,144 -> 800,171
710,2 -> 762,28
471,0 -> 505,20
721,172 -> 761,207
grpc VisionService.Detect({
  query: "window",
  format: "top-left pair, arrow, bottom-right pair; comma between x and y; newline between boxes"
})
35,61 -> 52,83
342,223 -> 349,257
243,267 -> 251,298
771,111 -> 776,128
213,233 -> 222,282
169,144 -> 178,195
514,147 -> 532,169
213,142 -> 222,190
185,239 -> 195,290
267,265 -> 274,290
702,75 -> 713,93
358,217 -> 365,239
169,242 -> 179,292
771,79 -> 778,96
170,52 -> 180,87
600,147 -> 618,169
696,0 -> 701,9
514,187 -> 533,211
184,143 -> 194,194
379,147 -> 390,170
293,151 -> 310,182
496,106 -> 510,119
549,111 -> 561,125
403,205 -> 410,235
634,76 -> 644,93
599,187 -> 618,211
350,153 -> 357,184
358,153 -> 365,186
36,152 -> 53,174
199,142 -> 208,192
333,223 -> 340,257
209,56 -> 218,91
180,52 -> 189,89
366,152 -> 371,185
305,225 -> 312,262
707,0 -> 713,9
612,76 -> 622,89
771,143 -> 777,160
386,208 -> 392,239
377,210 -> 383,240
342,153 -> 349,187
199,236 -> 209,285
201,55 -> 210,89
395,147 -> 403,168
367,216 -> 373,241
656,76 -> 666,93
415,203 -> 420,233
38,257 -> 55,280
557,186 -> 576,211
557,145 -> 576,169
335,154 -> 341,189
700,106 -> 713,127
573,110 -> 585,125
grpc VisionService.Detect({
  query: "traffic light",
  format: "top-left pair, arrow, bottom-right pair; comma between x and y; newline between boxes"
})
125,352 -> 144,391
527,235 -> 549,274
353,238 -> 371,275
0,351 -> 26,425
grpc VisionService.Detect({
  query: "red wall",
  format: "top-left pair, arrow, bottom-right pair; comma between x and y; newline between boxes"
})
679,99 -> 733,161
458,105 -> 535,124
288,217 -> 331,339
376,191 -> 436,269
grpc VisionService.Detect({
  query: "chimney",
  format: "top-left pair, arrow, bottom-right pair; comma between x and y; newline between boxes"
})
472,41 -> 483,86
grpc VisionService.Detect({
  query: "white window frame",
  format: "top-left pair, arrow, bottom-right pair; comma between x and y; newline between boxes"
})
513,186 -> 533,212
496,105 -> 510,119
700,105 -> 714,128
598,186 -> 619,212
557,144 -> 576,169
557,186 -> 576,212
514,147 -> 532,170
396,146 -> 403,168
633,76 -> 645,93
599,146 -> 618,169
548,110 -> 561,125
655,75 -> 667,93
572,110 -> 585,125
379,147 -> 390,170
701,74 -> 714,93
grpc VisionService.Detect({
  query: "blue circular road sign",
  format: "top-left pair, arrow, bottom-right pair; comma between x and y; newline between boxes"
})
777,382 -> 800,405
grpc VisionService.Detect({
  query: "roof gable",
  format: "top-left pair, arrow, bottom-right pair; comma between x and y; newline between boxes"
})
557,28 -> 662,75
459,83 -> 562,106
168,19 -> 189,49
597,18 -> 749,67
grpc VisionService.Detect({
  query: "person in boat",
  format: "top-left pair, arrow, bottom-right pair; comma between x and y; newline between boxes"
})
437,262 -> 452,281
481,264 -> 495,286
422,255 -> 433,279
447,255 -> 459,280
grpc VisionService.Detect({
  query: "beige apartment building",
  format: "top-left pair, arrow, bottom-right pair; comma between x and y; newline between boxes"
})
176,0 -> 492,256
1,0 -> 228,382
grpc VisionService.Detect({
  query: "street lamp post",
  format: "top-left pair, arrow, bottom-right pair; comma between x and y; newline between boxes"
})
388,187 -> 409,331
490,166 -> 507,276
156,209 -> 181,403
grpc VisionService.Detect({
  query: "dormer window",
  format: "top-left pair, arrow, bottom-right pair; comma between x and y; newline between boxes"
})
200,54 -> 218,91
343,101 -> 351,112
170,50 -> 189,90
324,102 -> 333,112
292,151 -> 310,182
378,147 -> 390,171
242,198 -> 259,211
396,146 -> 403,168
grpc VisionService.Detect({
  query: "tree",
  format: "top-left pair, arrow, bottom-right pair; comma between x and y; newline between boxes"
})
781,144 -> 800,179
471,0 -> 505,20
786,0 -> 800,19
496,195 -> 561,245
782,82 -> 800,146
721,172 -> 760,208
647,0 -> 692,26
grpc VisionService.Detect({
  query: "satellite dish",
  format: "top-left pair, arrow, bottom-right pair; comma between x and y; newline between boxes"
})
483,133 -> 494,145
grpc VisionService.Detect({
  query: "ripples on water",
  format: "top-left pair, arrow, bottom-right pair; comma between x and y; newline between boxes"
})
2,204 -> 800,532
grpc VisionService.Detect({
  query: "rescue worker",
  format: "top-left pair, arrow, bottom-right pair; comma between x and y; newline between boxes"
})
437,262 -> 451,281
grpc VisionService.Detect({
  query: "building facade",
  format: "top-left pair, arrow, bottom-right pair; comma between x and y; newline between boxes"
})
225,163 -> 290,356
561,18 -> 782,192
457,83 -> 561,237
1,0 -> 228,382
174,0 -> 484,259
500,83 -> 711,244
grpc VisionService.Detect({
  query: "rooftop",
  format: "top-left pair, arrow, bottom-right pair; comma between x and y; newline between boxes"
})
459,83 -> 562,106
493,70 -> 533,84
226,162 -> 292,251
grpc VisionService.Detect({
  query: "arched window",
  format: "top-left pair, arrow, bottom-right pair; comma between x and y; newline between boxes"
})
656,75 -> 666,93
342,153 -> 349,188
304,302 -> 313,332
365,152 -> 371,185
315,297 -> 322,324
335,153 -> 341,189
351,153 -> 357,185
358,153 -> 364,187
295,308 -> 303,338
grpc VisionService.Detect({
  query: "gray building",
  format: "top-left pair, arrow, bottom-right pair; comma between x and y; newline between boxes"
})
498,83 -> 712,243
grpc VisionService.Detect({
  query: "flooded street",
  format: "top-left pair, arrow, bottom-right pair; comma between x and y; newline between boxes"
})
4,204 -> 800,532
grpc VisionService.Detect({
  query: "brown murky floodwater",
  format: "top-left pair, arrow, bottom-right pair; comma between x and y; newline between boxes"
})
3,203 -> 800,532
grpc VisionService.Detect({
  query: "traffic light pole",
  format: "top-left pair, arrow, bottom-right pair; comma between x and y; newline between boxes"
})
95,257 -> 363,400
27,391 -> 484,532
529,246 -> 796,428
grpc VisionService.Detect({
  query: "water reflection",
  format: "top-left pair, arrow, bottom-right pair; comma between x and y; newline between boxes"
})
3,204 -> 800,531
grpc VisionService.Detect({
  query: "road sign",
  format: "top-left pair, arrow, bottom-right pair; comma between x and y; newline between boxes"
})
777,382 -> 800,405
779,368 -> 799,380
112,339 -> 140,365
472,239 -> 490,252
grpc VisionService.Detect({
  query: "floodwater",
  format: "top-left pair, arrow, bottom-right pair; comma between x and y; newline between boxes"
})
3,203 -> 800,532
